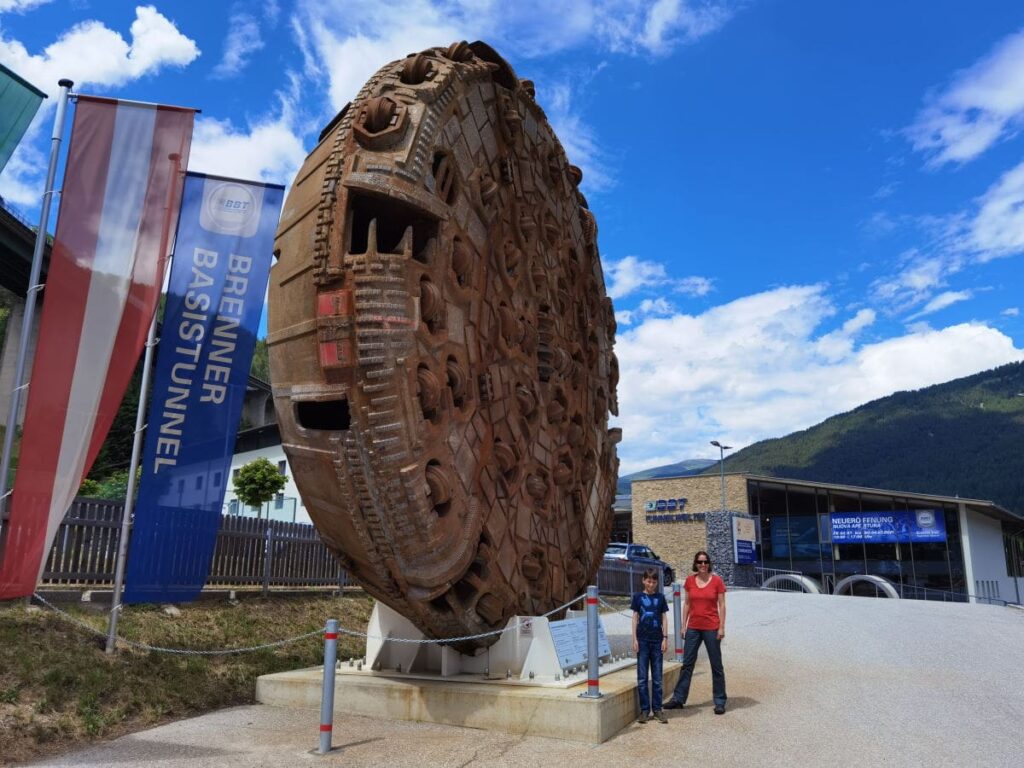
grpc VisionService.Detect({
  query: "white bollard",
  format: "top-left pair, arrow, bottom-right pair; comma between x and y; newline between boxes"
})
672,583 -> 683,661
318,619 -> 339,754
579,585 -> 602,699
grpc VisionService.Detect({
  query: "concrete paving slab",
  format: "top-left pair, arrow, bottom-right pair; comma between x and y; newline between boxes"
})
29,591 -> 1024,767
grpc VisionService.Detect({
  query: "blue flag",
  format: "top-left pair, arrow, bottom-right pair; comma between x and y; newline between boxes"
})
124,173 -> 284,603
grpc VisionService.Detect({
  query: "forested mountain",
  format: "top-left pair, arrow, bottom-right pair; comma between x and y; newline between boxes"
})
703,361 -> 1024,514
616,459 -> 716,495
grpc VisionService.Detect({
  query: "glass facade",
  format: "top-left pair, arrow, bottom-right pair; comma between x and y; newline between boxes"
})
747,479 -> 967,601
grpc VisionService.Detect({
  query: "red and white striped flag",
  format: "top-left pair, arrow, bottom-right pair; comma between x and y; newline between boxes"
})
0,96 -> 194,598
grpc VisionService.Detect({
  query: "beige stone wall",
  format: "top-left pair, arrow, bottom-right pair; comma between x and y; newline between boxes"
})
630,474 -> 750,578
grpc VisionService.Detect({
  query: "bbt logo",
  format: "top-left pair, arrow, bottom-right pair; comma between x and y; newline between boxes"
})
199,180 -> 264,237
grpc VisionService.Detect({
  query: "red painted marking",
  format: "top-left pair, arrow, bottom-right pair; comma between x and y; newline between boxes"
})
319,341 -> 340,367
324,632 -> 338,640
675,648 -> 682,654
585,597 -> 598,605
320,724 -> 333,732
318,289 -> 353,317
587,679 -> 599,687
673,591 -> 680,597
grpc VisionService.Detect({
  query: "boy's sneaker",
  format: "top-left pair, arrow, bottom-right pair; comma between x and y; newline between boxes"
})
714,705 -> 725,715
637,712 -> 649,724
654,710 -> 668,724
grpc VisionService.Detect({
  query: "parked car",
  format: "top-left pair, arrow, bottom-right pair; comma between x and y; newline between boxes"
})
603,543 -> 675,586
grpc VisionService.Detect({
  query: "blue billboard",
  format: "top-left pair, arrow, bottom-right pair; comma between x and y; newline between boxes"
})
829,510 -> 947,544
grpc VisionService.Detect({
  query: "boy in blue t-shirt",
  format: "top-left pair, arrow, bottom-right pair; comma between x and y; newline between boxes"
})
631,567 -> 669,723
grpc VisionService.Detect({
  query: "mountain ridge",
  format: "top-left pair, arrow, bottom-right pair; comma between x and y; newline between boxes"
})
700,361 -> 1024,513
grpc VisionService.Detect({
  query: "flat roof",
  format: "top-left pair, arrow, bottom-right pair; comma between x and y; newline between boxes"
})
630,472 -> 1024,524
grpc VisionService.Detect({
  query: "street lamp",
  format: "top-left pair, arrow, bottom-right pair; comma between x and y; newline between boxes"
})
710,440 -> 732,513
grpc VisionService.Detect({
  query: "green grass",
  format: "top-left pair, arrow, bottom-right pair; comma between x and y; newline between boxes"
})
0,593 -> 372,765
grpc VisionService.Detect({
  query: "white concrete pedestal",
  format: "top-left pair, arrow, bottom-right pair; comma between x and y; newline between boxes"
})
256,662 -> 681,743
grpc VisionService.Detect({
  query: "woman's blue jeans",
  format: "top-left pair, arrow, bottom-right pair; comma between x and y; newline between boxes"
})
636,638 -> 664,713
669,628 -> 727,707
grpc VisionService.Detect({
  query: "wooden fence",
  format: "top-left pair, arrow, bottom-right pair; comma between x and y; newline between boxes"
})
0,497 -> 350,591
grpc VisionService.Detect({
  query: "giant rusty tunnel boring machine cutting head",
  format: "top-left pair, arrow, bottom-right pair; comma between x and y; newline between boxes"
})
268,41 -> 620,652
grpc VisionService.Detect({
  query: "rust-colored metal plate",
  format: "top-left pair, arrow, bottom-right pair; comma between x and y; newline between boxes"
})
268,41 -> 619,650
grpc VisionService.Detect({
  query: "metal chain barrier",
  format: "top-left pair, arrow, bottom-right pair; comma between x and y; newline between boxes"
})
31,591 -> 586,654
32,593 -> 322,656
596,595 -> 633,618
330,594 -> 585,645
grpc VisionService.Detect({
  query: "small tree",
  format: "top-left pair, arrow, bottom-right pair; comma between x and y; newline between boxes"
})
234,457 -> 286,518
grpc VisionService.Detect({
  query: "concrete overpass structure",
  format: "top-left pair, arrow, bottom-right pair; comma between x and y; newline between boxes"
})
0,196 -> 49,427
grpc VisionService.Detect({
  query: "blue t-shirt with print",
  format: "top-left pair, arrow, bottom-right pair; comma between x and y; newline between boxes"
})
631,590 -> 668,643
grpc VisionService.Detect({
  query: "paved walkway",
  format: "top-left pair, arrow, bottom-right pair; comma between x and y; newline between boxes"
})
31,591 -> 1024,767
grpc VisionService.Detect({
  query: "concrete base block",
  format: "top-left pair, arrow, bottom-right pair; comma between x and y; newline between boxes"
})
256,663 -> 681,743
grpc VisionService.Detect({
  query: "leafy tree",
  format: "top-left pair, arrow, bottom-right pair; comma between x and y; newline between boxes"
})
78,468 -> 141,500
234,457 -> 286,516
250,338 -> 269,382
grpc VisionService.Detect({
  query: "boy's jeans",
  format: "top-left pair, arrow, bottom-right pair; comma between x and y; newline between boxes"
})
636,638 -> 664,713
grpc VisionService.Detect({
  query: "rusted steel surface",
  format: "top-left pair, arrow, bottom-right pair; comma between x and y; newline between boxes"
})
268,41 -> 619,650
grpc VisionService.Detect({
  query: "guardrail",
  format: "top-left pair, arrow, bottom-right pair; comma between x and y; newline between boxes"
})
595,561 -> 666,596
0,497 -> 350,591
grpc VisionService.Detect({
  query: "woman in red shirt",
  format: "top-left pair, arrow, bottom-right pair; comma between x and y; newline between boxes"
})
663,550 -> 728,714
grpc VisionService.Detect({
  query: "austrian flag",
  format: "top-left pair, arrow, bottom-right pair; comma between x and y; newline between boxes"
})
0,96 -> 194,599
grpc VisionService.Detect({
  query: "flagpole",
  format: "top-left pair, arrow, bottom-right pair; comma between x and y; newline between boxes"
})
106,153 -> 184,653
104,313 -> 158,653
0,79 -> 73,524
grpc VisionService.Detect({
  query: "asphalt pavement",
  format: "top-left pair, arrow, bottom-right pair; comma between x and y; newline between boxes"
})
29,590 -> 1024,767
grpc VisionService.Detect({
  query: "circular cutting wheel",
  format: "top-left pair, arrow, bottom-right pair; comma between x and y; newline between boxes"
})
268,41 -> 619,650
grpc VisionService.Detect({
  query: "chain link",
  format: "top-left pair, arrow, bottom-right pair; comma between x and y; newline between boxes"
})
331,594 -> 586,644
32,593 -> 323,656
32,592 -> 587,653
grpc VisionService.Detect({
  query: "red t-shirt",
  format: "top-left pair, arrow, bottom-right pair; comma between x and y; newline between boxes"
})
684,573 -> 726,630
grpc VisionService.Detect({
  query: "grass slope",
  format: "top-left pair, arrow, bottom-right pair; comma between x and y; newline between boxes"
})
708,361 -> 1024,513
0,593 -> 372,766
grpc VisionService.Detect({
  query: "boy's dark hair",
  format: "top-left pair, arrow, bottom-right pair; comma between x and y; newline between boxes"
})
642,567 -> 659,582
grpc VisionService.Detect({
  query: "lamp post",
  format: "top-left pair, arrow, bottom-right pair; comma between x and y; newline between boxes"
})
710,440 -> 732,513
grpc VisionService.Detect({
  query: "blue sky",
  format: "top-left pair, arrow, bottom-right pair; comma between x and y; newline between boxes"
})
2,1 -> 1023,474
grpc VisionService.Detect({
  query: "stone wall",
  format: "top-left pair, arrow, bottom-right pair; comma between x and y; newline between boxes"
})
631,474 -> 751,583
705,511 -> 757,587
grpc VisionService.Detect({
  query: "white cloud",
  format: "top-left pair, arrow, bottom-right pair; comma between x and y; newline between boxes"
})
0,6 -> 199,91
292,0 -> 741,109
594,0 -> 735,55
612,285 -> 1024,473
0,122 -> 45,206
1003,307 -> 1020,317
676,275 -> 713,297
188,108 -> 307,185
870,250 -> 961,312
606,255 -> 712,301
606,256 -> 668,299
906,290 -> 972,321
539,79 -> 614,193
969,158 -> 1024,260
906,27 -> 1024,167
294,0 -> 462,111
211,11 -> 263,79
873,182 -> 898,200
0,0 -> 51,13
